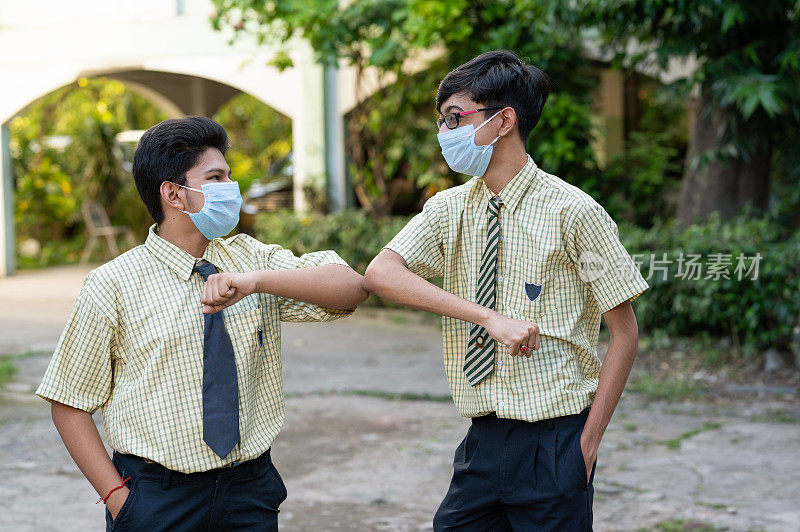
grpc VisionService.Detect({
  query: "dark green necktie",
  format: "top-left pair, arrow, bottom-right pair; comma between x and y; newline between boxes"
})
194,260 -> 240,459
464,196 -> 502,386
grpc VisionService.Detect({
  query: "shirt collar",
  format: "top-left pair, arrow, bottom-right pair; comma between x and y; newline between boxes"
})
479,155 -> 539,213
144,224 -> 234,281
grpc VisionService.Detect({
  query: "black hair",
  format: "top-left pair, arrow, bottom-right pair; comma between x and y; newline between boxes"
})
132,116 -> 229,224
436,50 -> 552,143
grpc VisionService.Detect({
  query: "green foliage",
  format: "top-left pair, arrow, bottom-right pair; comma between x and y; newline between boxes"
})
769,121 -> 800,226
531,92 -> 598,181
213,92 -> 292,193
11,78 -> 292,270
255,207 -> 798,355
212,0 -> 800,223
583,0 -> 800,207
13,156 -> 76,238
344,65 -> 453,215
583,0 -> 800,121
600,84 -> 687,225
16,236 -> 89,270
623,214 -> 800,355
254,209 -> 412,274
602,131 -> 681,225
0,356 -> 18,388
211,0 -> 602,216
545,82 -> 686,226
10,78 -> 165,259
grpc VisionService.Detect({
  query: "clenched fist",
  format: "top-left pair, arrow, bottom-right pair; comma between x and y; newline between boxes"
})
483,312 -> 541,357
200,271 -> 258,314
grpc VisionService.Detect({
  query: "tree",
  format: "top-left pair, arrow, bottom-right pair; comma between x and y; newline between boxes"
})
11,77 -> 298,268
213,92 -> 292,194
583,0 -> 800,223
10,78 -> 165,247
211,0 -> 601,216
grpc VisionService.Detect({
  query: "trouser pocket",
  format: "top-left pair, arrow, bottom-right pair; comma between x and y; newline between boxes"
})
106,455 -> 141,531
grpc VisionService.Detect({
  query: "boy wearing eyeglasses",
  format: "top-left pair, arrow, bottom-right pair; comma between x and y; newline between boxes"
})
364,50 -> 648,530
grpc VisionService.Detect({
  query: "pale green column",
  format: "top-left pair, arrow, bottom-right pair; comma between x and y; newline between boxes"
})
324,61 -> 348,212
293,54 -> 327,213
599,69 -> 625,158
0,123 -> 15,277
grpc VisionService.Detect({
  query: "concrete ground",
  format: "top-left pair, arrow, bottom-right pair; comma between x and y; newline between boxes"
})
0,265 -> 798,532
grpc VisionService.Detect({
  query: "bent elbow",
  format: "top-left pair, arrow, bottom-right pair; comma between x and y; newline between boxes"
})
364,260 -> 388,295
363,266 -> 379,294
350,272 -> 370,306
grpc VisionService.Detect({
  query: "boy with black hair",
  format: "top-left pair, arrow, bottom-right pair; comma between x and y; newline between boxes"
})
37,116 -> 368,531
364,50 -> 648,530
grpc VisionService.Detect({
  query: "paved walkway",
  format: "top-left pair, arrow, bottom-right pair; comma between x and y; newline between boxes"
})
0,266 -> 798,531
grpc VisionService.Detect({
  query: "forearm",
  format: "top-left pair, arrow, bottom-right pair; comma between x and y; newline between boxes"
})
254,264 -> 368,309
365,250 -> 541,356
51,401 -> 121,498
364,250 -> 493,326
582,312 -> 639,449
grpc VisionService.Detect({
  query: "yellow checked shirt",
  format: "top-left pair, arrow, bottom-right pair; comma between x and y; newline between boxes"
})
37,225 -> 353,473
386,155 -> 648,422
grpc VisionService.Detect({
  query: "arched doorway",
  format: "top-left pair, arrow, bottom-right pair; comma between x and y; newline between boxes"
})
0,69 -> 302,275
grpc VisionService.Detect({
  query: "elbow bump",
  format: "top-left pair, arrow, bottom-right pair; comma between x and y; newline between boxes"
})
363,263 -> 388,293
363,268 -> 379,293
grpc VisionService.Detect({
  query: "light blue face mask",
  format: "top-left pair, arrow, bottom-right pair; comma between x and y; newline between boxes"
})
437,109 -> 504,177
178,181 -> 243,240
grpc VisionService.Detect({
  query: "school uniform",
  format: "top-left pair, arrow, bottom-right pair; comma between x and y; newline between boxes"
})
385,156 -> 648,530
37,225 -> 353,530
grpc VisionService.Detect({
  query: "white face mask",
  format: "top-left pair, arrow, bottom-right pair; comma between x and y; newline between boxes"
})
177,181 -> 242,240
436,110 -> 504,177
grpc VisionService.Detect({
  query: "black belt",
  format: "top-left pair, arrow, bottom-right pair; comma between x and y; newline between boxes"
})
112,449 -> 271,489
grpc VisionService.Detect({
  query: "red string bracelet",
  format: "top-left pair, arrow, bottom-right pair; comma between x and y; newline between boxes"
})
96,472 -> 131,505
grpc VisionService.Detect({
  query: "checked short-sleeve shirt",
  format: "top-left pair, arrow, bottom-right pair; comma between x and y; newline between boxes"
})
37,225 -> 353,473
385,156 -> 648,422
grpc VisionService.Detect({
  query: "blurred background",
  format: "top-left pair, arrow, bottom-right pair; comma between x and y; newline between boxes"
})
0,1 -> 798,531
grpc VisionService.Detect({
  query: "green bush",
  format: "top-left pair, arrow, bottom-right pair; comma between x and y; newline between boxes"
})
10,79 -> 162,250
621,214 -> 800,357
601,131 -> 682,227
254,209 -> 412,275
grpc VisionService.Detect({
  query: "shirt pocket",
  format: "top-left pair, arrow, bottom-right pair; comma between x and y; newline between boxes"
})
223,304 -> 264,366
507,255 -> 551,323
223,294 -> 261,315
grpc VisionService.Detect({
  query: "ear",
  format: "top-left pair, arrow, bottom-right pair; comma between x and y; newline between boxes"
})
498,107 -> 517,137
160,181 -> 186,212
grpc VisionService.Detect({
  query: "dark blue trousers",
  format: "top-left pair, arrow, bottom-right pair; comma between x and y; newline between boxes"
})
105,450 -> 286,531
434,407 -> 595,531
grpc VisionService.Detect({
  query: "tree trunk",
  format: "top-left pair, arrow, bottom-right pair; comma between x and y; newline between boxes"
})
678,90 -> 771,225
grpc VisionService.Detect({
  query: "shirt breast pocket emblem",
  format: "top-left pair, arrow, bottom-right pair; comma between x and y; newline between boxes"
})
524,281 -> 543,302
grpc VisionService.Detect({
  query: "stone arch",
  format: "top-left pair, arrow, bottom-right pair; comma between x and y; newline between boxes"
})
0,65 -> 318,276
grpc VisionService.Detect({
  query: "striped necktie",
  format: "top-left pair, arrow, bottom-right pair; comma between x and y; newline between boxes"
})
464,196 -> 502,386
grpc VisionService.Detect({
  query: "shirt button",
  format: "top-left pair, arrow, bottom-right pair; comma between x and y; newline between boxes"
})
499,235 -> 504,242
498,401 -> 505,407
498,275 -> 504,282
497,360 -> 503,367
476,336 -> 484,346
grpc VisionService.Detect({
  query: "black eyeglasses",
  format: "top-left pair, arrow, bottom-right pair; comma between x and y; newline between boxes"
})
437,107 -> 503,129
